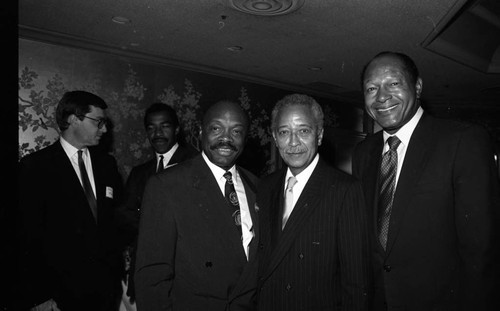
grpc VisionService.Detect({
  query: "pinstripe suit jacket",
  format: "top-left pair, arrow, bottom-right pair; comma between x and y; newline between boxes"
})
257,158 -> 371,311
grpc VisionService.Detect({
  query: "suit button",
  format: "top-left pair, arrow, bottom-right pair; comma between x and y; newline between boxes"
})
298,253 -> 304,259
285,283 -> 292,291
383,265 -> 391,272
205,261 -> 213,268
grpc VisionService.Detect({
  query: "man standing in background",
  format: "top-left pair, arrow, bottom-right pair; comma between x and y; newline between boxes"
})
17,90 -> 124,311
352,51 -> 500,310
115,102 -> 197,303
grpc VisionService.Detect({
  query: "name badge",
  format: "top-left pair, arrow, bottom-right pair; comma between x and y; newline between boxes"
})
106,186 -> 114,199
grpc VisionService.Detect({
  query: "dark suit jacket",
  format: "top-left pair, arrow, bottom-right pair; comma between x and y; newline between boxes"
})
116,144 -> 198,244
134,154 -> 260,311
352,113 -> 500,311
257,158 -> 371,311
17,141 -> 124,310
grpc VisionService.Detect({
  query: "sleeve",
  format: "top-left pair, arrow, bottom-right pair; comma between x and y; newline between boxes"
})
17,156 -> 55,308
453,124 -> 500,309
338,180 -> 372,311
114,168 -> 142,246
134,174 -> 177,311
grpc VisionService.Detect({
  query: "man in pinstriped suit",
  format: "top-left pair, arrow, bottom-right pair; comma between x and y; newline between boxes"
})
257,94 -> 371,311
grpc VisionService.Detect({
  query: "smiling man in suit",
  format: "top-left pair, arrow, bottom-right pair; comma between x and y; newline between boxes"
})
257,94 -> 371,311
17,91 -> 124,311
116,103 -> 197,302
134,100 -> 259,310
352,51 -> 500,310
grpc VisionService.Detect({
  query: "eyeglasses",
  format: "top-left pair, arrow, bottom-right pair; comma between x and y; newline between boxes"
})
79,115 -> 109,129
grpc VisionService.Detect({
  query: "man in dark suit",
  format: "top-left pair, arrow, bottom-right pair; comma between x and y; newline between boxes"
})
352,51 -> 500,310
134,100 -> 259,310
116,102 -> 197,302
117,103 -> 198,242
17,91 -> 124,311
257,94 -> 371,311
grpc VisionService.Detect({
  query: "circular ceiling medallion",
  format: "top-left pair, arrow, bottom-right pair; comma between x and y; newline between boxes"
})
229,0 -> 305,16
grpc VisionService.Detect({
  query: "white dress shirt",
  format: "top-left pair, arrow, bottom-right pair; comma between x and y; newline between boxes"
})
60,136 -> 96,197
156,142 -> 179,169
202,152 -> 253,260
282,153 -> 320,220
382,106 -> 423,186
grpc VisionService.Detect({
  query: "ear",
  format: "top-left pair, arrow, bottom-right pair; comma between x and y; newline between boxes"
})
67,114 -> 79,126
272,131 -> 278,147
317,127 -> 324,146
175,126 -> 180,136
415,77 -> 423,99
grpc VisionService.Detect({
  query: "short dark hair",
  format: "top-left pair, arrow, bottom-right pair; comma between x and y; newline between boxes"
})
360,51 -> 420,87
56,91 -> 107,131
202,100 -> 249,130
271,94 -> 324,132
143,103 -> 179,129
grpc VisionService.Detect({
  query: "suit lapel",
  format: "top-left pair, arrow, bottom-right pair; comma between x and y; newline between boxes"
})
55,142 -> 97,225
87,149 -> 105,225
190,156 -> 248,262
238,168 -> 258,261
385,114 -> 433,254
364,134 -> 384,239
229,167 -> 259,301
168,146 -> 184,166
263,161 -> 325,279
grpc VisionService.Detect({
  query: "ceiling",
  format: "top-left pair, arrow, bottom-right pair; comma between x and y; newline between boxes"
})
18,0 -> 500,113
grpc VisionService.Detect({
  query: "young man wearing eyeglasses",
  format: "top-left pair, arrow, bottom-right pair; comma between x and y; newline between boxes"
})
17,90 -> 124,311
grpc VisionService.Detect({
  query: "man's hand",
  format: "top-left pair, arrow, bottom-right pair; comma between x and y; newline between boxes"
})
30,299 -> 60,311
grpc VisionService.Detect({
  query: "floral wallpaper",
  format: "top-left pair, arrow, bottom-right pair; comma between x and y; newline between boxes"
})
19,39 -> 359,179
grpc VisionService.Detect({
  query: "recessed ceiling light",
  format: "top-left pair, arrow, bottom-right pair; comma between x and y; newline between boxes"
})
229,0 -> 305,16
308,66 -> 322,71
227,46 -> 243,52
112,16 -> 131,24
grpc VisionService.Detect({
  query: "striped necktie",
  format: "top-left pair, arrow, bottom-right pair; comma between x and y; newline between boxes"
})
377,136 -> 401,250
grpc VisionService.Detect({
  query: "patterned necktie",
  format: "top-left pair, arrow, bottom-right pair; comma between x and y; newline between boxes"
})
223,171 -> 242,237
377,136 -> 401,250
78,150 -> 98,222
282,176 -> 298,230
157,155 -> 164,173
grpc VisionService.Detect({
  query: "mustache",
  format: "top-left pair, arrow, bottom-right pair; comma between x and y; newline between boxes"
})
210,141 -> 238,151
284,147 -> 307,154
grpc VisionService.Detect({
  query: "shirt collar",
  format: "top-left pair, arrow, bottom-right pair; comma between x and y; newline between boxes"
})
285,153 -> 320,185
60,136 -> 87,159
202,151 -> 238,184
156,142 -> 179,160
383,106 -> 423,147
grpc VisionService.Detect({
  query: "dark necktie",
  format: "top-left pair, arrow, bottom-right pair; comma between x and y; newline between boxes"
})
377,136 -> 401,250
78,150 -> 98,222
223,171 -> 242,237
282,176 -> 298,230
157,155 -> 164,173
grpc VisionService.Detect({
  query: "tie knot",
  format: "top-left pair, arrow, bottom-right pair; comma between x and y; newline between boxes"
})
386,136 -> 401,151
286,176 -> 298,191
77,150 -> 84,160
223,171 -> 232,182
